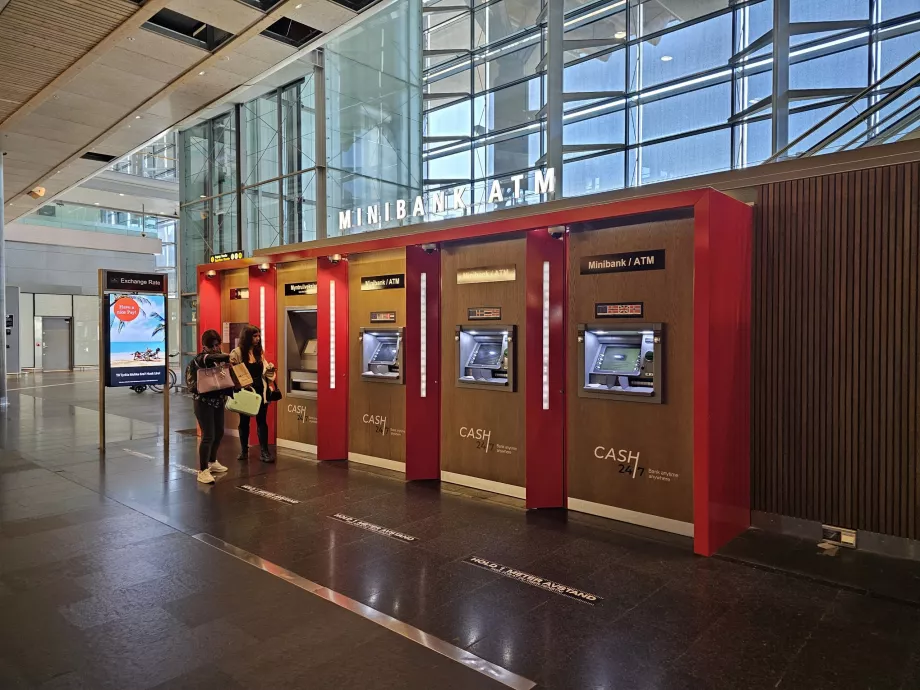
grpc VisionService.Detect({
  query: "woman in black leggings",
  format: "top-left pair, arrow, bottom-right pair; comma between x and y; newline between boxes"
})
230,325 -> 277,463
189,329 -> 232,484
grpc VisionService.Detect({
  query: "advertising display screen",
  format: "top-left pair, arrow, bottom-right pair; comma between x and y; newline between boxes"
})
596,345 -> 640,374
105,293 -> 167,387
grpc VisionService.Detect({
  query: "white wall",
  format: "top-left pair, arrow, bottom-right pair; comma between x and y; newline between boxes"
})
73,295 -> 99,367
7,241 -> 157,295
5,222 -> 162,254
19,292 -> 34,368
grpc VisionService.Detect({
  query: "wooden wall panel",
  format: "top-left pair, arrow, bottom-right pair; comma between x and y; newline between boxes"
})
752,162 -> 920,540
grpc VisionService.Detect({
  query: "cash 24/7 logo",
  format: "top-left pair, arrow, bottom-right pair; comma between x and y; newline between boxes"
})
363,414 -> 387,435
594,446 -> 645,478
460,426 -> 491,452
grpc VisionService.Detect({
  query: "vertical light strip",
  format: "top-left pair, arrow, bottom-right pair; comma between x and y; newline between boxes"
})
420,273 -> 427,398
259,286 -> 265,334
542,260 -> 550,411
329,280 -> 336,390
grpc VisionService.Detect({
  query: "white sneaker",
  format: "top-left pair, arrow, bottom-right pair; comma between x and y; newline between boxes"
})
208,461 -> 228,473
197,468 -> 215,484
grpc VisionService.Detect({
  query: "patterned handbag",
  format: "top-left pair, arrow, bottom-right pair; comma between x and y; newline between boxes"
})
196,363 -> 233,394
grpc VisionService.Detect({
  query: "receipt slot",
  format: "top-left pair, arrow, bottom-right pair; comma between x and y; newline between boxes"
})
578,324 -> 662,403
359,327 -> 404,384
456,325 -> 515,390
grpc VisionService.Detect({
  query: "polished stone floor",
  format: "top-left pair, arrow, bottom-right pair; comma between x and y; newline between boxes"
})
2,372 -> 919,689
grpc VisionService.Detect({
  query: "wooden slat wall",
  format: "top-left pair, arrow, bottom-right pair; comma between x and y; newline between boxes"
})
752,163 -> 919,539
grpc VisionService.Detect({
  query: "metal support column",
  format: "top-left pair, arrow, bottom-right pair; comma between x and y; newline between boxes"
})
546,0 -> 564,199
772,0 -> 790,155
315,50 -> 327,240
0,150 -> 8,407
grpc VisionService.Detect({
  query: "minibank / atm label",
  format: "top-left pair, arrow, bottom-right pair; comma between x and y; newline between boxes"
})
580,250 -> 666,275
285,281 -> 317,296
361,274 -> 405,291
370,311 -> 397,323
468,307 -> 502,321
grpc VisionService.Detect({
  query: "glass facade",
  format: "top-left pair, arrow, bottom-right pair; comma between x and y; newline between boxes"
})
111,132 -> 178,180
179,0 -> 920,264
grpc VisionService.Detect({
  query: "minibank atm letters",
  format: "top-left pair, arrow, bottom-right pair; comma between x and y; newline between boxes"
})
456,326 -> 515,390
359,328 -> 404,384
578,324 -> 662,402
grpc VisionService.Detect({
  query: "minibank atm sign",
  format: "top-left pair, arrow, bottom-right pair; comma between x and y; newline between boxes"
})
580,250 -> 665,275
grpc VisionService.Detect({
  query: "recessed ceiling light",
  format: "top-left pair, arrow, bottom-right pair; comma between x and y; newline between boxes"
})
119,193 -> 125,196
128,36 -> 135,42
660,55 -> 673,62
295,3 -> 303,7
198,71 -> 206,76
200,195 -> 207,198
615,31 -> 626,39
135,115 -> 141,119
94,202 -> 100,205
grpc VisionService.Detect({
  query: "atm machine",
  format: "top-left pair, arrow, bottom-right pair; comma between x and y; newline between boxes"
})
359,328 -> 403,383
578,324 -> 662,402
286,307 -> 318,396
456,326 -> 515,389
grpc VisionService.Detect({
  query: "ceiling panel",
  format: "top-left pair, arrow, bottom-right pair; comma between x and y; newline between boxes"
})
166,0 -> 263,34
6,113 -> 102,148
31,92 -> 134,130
230,34 -> 299,66
114,28 -> 209,68
0,0 -> 139,126
96,48 -> 191,84
286,0 -> 356,32
59,63 -> 168,106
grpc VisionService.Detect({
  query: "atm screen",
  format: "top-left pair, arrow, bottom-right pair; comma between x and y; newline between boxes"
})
470,343 -> 503,367
370,342 -> 398,365
595,345 -> 641,374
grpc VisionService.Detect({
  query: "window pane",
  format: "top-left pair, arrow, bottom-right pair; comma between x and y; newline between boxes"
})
630,128 -> 731,185
282,79 -> 316,175
427,99 -> 472,140
790,0 -> 868,22
474,0 -> 540,48
565,108 -> 625,146
629,13 -> 732,90
244,181 -> 281,250
788,101 -> 868,155
211,113 -> 236,196
474,35 -> 541,91
734,117 -> 772,167
426,148 -> 471,180
243,95 -> 279,186
880,31 -> 920,86
182,123 -> 209,200
564,49 -> 625,105
283,171 -> 317,244
632,82 -> 730,143
564,5 -> 627,63
473,129 -> 541,178
212,193 -> 238,255
564,150 -> 626,197
629,0 -> 729,37
790,46 -> 869,91
473,76 -> 541,134
882,0 -> 920,20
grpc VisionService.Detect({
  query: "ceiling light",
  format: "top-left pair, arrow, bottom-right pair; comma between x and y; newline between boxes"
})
660,55 -> 673,62
119,193 -> 125,196
198,71 -> 206,76
94,202 -> 100,206
295,2 -> 303,7
200,195 -> 207,198
135,115 -> 141,119
615,31 -> 626,39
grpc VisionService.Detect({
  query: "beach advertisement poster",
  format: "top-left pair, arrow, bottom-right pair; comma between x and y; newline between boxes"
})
105,293 -> 167,387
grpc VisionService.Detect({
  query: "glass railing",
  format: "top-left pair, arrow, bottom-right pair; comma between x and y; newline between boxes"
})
21,203 -> 178,241
109,133 -> 179,181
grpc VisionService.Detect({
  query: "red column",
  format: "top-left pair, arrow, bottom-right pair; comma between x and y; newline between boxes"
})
197,270 -> 222,346
525,229 -> 567,509
692,191 -> 753,556
317,257 -> 349,461
249,264 -> 278,445
405,245 -> 441,480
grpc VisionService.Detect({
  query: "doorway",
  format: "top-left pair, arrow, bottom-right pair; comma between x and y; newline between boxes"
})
41,317 -> 72,371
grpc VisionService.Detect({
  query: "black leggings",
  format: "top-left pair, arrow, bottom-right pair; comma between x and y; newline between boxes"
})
239,401 -> 269,451
193,399 -> 225,471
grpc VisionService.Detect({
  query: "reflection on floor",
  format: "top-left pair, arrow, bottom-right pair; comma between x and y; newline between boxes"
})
1,372 -> 919,689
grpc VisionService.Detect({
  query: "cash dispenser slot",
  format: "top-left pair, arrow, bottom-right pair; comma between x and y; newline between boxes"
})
578,323 -> 662,403
456,325 -> 515,391
359,328 -> 404,384
286,307 -> 318,398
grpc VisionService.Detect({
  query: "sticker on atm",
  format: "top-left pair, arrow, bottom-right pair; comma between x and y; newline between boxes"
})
595,302 -> 644,318
468,307 -> 502,320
